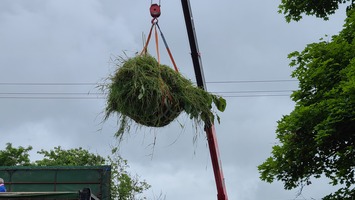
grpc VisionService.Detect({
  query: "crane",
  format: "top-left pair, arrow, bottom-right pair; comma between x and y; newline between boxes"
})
147,1 -> 229,199
180,1 -> 229,200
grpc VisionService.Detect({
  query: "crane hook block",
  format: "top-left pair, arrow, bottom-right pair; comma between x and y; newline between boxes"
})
150,4 -> 161,18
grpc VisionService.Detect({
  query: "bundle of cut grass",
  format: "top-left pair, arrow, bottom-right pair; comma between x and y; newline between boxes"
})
105,54 -> 226,135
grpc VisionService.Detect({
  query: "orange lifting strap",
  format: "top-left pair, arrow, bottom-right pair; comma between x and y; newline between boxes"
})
140,3 -> 179,72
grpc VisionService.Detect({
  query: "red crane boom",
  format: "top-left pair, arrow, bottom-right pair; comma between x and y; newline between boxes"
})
180,1 -> 229,200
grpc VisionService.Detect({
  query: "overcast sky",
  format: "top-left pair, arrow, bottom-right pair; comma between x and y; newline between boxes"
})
0,1 -> 348,200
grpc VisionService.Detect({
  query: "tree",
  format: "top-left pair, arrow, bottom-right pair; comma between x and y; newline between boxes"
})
35,146 -> 105,166
279,0 -> 355,22
36,146 -> 151,200
109,148 -> 150,200
0,143 -> 32,166
258,8 -> 355,199
0,143 -> 150,200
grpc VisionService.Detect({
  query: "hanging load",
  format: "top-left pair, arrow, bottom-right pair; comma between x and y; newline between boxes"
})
105,55 -> 226,129
105,55 -> 181,127
103,1 -> 226,137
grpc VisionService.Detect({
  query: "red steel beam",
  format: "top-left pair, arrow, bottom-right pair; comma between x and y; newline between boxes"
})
181,0 -> 229,199
206,125 -> 228,200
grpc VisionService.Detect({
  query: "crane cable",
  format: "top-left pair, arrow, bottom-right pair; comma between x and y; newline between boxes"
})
140,2 -> 179,72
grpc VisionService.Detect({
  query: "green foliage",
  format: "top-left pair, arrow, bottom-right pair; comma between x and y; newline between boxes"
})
35,146 -> 150,200
105,54 -> 226,137
35,146 -> 105,166
0,143 -> 32,166
279,0 -> 355,22
0,144 -> 150,200
109,149 -> 150,200
259,9 -> 355,199
105,55 -> 182,128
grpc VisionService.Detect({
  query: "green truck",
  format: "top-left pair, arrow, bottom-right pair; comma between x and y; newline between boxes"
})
0,166 -> 111,200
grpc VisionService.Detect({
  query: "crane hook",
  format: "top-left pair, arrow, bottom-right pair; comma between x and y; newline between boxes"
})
150,3 -> 161,19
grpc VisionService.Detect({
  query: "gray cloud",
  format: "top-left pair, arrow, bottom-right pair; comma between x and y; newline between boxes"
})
0,0 -> 347,199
